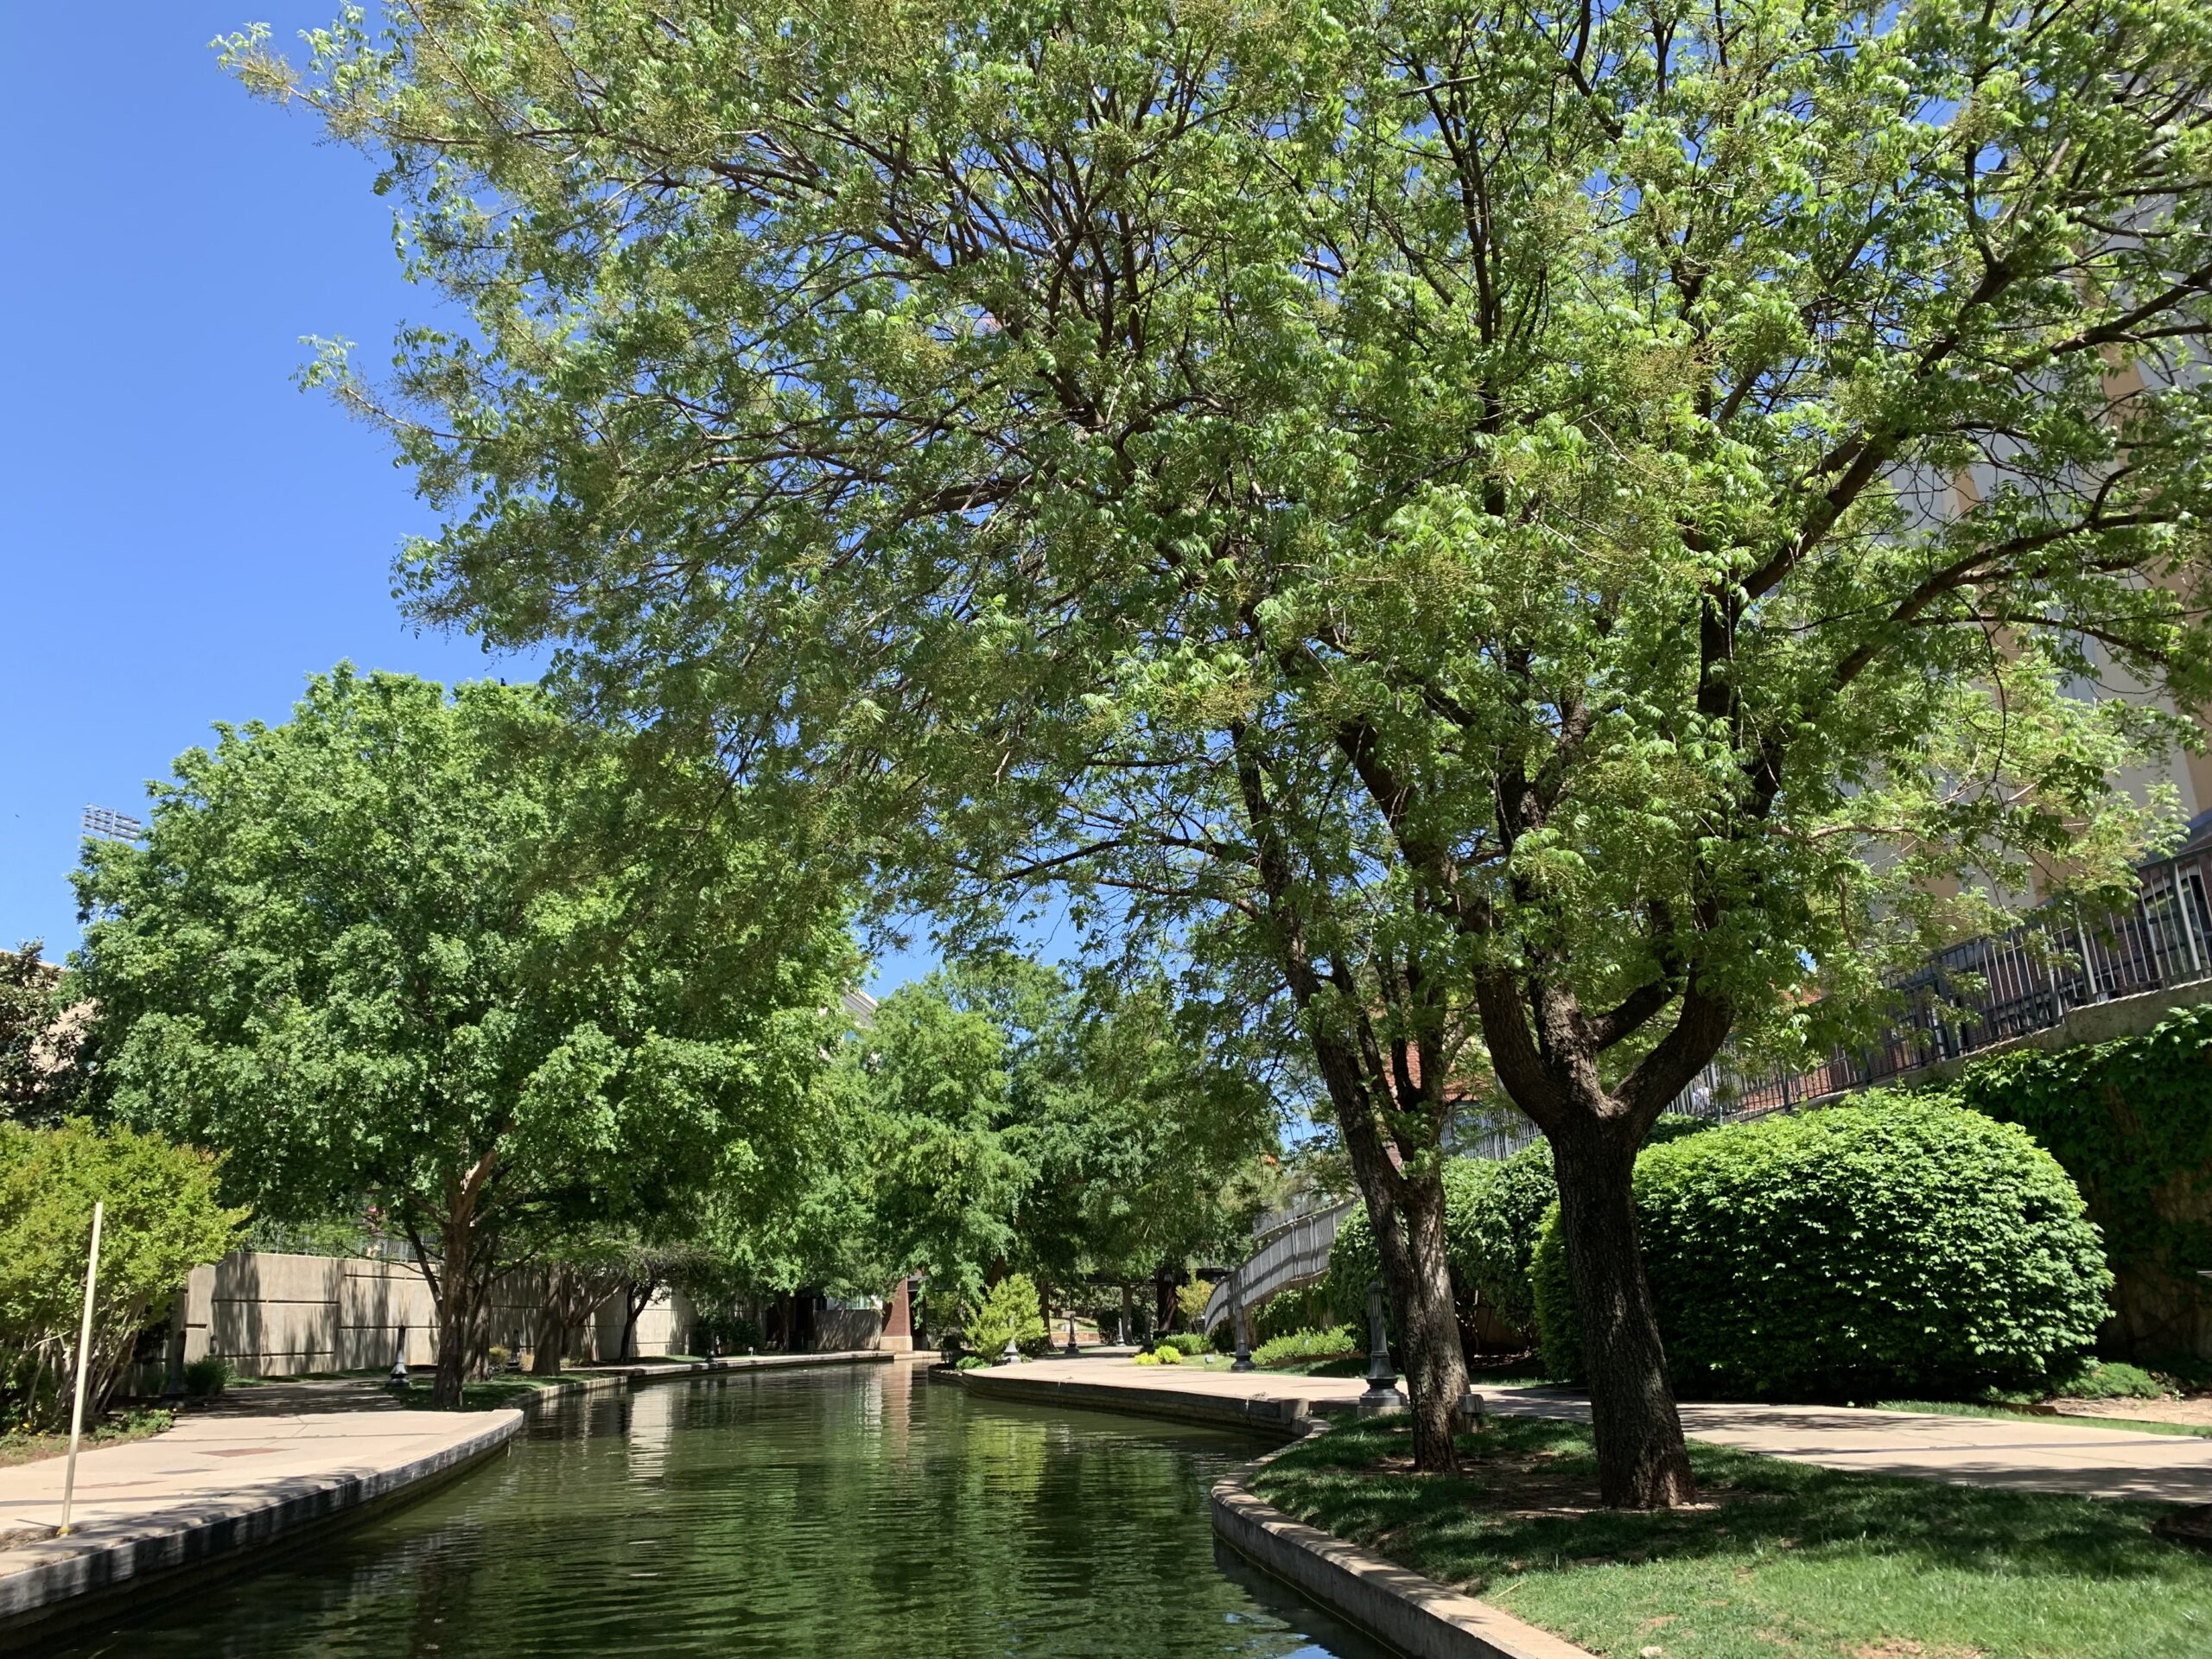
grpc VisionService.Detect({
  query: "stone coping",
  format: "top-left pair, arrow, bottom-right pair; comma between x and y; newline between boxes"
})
1211,1430 -> 1595,1659
951,1366 -> 1586,1658
571,1348 -> 894,1389
951,1365 -> 1319,1440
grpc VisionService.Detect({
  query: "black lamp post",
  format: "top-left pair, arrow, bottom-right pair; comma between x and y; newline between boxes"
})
1230,1285 -> 1255,1372
1357,1281 -> 1405,1414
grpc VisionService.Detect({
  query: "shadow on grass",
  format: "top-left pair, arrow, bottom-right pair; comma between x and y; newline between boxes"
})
1252,1414 -> 2189,1596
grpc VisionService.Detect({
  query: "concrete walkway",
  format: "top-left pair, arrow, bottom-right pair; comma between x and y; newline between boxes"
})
997,1354 -> 2212,1506
0,1399 -> 518,1632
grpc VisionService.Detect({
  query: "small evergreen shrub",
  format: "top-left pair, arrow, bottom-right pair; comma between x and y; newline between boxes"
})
1531,1094 -> 2111,1401
1253,1326 -> 1359,1367
1155,1331 -> 1210,1357
1130,1345 -> 1183,1366
963,1274 -> 1046,1360
183,1355 -> 234,1398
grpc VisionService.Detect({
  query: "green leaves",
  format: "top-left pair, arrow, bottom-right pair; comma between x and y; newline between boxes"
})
72,666 -> 855,1274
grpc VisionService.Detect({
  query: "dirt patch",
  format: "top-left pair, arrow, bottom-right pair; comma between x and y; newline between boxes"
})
2050,1396 -> 2212,1428
1847,1642 -> 1985,1658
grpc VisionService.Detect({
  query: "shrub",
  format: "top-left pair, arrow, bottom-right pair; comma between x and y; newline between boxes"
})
0,1121 -> 245,1430
1325,1141 -> 1567,1344
963,1274 -> 1045,1361
953,1354 -> 991,1371
1130,1345 -> 1182,1366
183,1355 -> 234,1398
1253,1285 -> 1335,1344
1253,1326 -> 1359,1367
1532,1095 -> 2112,1401
1209,1318 -> 1236,1353
2055,1359 -> 2164,1401
1154,1331 -> 1210,1357
1174,1278 -> 1211,1329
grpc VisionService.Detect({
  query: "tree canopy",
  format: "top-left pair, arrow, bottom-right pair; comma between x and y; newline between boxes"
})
237,0 -> 2212,1497
75,666 -> 856,1403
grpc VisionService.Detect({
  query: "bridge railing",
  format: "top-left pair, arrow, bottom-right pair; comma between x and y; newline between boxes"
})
1199,1198 -> 1358,1334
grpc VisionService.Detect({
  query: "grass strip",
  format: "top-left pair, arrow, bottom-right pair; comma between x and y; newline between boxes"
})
0,1408 -> 174,1469
1249,1414 -> 2212,1659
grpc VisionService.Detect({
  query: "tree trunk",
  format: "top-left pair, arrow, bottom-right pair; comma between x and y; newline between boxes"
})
1118,1282 -> 1134,1344
1392,1168 -> 1470,1469
432,1208 -> 476,1409
531,1268 -> 567,1376
1550,1121 -> 1695,1508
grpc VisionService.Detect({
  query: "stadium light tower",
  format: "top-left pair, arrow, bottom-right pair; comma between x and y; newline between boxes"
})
79,805 -> 143,843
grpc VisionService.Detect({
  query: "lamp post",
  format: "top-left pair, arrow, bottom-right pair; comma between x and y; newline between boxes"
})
1063,1317 -> 1080,1357
1357,1280 -> 1405,1415
1230,1285 -> 1255,1372
387,1323 -> 410,1389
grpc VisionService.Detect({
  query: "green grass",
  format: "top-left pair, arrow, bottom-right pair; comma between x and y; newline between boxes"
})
1878,1398 -> 2212,1439
1251,1414 -> 2212,1659
0,1408 -> 174,1469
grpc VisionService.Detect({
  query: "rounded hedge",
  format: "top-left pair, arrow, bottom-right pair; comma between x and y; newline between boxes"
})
1531,1093 -> 2113,1401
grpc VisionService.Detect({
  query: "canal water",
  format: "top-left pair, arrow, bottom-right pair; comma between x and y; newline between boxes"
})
32,1363 -> 1389,1658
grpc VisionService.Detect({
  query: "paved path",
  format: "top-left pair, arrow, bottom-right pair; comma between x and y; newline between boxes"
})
1001,1354 -> 2212,1505
0,1404 -> 505,1544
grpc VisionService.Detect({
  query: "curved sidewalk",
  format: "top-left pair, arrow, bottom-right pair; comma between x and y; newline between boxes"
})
0,1403 -> 518,1636
993,1355 -> 2212,1505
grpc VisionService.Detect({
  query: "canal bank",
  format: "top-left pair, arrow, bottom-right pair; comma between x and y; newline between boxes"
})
0,1350 -> 893,1642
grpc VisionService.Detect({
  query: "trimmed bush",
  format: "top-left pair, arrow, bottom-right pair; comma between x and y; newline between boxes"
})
1154,1331 -> 1210,1357
1253,1325 -> 1359,1367
1531,1094 -> 2111,1401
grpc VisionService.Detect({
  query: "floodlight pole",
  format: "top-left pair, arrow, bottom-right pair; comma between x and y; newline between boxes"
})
58,1202 -> 105,1536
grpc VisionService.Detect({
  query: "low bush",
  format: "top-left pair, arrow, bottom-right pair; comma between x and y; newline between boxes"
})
953,1354 -> 991,1371
963,1274 -> 1046,1361
1254,1326 -> 1358,1367
182,1355 -> 234,1398
1154,1331 -> 1210,1357
1532,1094 -> 2111,1401
2055,1359 -> 2165,1401
1130,1345 -> 1184,1366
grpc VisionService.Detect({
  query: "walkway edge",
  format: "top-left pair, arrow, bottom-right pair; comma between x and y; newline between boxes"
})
0,1408 -> 521,1637
1211,1433 -> 1596,1659
952,1367 -> 1592,1659
952,1366 -> 1316,1440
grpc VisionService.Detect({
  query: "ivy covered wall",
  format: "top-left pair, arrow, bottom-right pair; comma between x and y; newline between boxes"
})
1958,1001 -> 2212,1363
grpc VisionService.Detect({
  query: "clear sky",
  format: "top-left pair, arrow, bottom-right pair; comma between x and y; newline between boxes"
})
0,5 -> 976,991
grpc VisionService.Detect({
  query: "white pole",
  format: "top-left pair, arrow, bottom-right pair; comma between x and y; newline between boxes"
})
58,1200 -> 104,1536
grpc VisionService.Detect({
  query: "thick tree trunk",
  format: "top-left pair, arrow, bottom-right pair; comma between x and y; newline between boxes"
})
1118,1282 -> 1134,1344
1550,1122 -> 1695,1508
432,1209 -> 476,1409
531,1266 -> 569,1376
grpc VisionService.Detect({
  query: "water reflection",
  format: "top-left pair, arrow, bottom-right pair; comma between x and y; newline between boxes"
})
30,1365 -> 1387,1659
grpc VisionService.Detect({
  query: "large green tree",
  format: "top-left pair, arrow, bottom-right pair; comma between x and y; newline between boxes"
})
75,668 -> 855,1406
239,0 -> 2212,1497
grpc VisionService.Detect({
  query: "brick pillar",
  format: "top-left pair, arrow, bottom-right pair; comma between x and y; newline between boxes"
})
880,1276 -> 914,1352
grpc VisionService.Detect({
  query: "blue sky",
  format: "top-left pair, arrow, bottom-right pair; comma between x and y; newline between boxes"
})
0,5 -> 975,991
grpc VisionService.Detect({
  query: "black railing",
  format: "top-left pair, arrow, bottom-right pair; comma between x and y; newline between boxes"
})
1465,837 -> 2212,1157
1675,840 -> 2212,1121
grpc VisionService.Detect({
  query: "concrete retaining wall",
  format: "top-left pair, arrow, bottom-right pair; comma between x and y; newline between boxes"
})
181,1250 -> 700,1378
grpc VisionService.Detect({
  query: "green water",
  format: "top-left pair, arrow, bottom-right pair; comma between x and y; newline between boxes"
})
35,1365 -> 1389,1658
